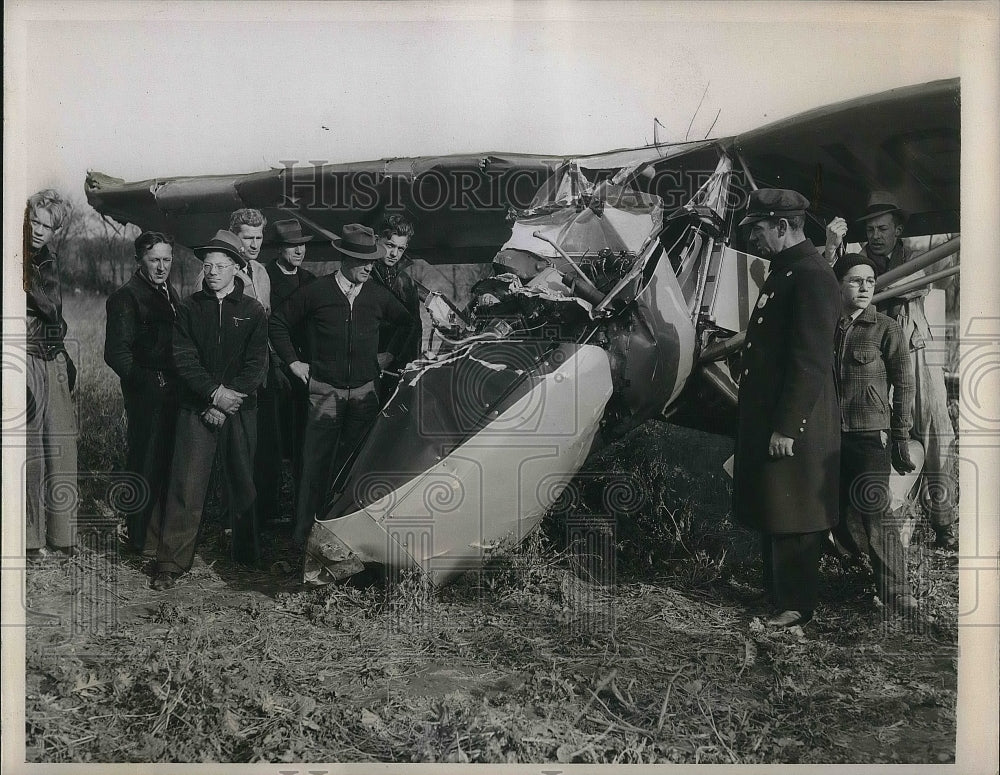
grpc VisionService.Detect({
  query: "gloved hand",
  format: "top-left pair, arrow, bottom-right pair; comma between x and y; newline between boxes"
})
891,439 -> 916,474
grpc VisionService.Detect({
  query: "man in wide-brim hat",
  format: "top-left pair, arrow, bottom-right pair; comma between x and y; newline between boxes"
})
825,190 -> 959,550
269,223 -> 417,546
152,229 -> 269,589
262,218 -> 319,526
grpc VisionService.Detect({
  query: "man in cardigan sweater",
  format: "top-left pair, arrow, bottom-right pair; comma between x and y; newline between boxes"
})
269,224 -> 416,546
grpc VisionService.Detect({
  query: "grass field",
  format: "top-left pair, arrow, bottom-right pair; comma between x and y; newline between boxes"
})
23,291 -> 958,764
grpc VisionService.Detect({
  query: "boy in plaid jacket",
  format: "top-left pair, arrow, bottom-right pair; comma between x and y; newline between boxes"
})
833,254 -> 919,617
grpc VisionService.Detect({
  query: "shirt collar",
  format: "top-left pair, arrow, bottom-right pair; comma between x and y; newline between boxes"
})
335,270 -> 362,298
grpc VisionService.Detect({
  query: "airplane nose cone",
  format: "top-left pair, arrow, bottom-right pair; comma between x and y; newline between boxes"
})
307,340 -> 614,584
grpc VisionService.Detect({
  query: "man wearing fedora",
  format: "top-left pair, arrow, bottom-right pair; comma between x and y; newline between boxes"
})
195,209 -> 272,312
269,223 -> 416,546
263,218 -> 318,521
152,230 -> 268,589
825,192 -> 958,550
734,188 -> 842,628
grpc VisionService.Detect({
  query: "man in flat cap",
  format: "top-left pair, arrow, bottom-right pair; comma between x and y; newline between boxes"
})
825,193 -> 958,550
262,219 -> 318,521
152,230 -> 268,589
733,188 -> 842,628
269,223 -> 416,546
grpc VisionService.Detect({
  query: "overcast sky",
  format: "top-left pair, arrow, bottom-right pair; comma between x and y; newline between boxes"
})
8,1 -> 971,199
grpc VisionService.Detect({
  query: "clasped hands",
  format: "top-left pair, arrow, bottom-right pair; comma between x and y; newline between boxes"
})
201,385 -> 247,428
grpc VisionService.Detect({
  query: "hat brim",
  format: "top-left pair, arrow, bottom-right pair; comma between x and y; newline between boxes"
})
278,235 -> 314,245
738,213 -> 766,227
856,206 -> 906,224
194,244 -> 243,262
331,237 -> 386,261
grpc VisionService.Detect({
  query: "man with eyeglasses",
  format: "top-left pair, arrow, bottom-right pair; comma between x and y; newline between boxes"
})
832,254 -> 919,618
826,192 -> 958,550
152,230 -> 268,590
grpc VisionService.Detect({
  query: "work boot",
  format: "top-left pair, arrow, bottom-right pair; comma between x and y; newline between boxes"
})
934,523 -> 958,551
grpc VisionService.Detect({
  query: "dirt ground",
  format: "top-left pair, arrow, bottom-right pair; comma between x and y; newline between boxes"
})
21,294 -> 959,764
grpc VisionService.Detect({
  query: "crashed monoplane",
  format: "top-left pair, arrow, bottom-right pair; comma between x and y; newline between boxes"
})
86,78 -> 960,584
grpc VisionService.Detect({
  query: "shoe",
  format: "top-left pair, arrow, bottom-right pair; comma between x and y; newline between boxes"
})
151,572 -> 178,590
767,609 -> 813,628
934,524 -> 958,551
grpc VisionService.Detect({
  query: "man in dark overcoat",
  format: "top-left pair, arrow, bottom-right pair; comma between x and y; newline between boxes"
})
264,218 -> 318,517
104,231 -> 182,557
733,188 -> 842,628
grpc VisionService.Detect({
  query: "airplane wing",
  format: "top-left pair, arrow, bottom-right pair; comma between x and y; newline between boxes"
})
86,153 -> 567,264
734,78 -> 960,239
85,141 -> 716,264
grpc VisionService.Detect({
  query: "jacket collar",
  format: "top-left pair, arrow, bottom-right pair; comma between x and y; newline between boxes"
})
133,269 -> 176,298
29,243 -> 54,267
373,257 -> 410,285
768,238 -> 820,267
197,275 -> 246,302
854,304 -> 878,324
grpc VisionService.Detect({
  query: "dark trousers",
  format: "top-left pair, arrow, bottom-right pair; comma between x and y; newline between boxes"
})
254,371 -> 283,523
294,378 -> 379,545
122,385 -> 178,556
834,430 -> 911,601
273,367 -> 310,514
156,407 -> 259,574
761,530 -> 827,613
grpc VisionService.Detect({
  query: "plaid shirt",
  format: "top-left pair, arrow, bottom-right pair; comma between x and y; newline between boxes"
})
834,304 -> 914,439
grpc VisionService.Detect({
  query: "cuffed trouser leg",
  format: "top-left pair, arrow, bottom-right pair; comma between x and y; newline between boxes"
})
294,379 -> 346,545
25,353 -> 78,551
837,431 -> 911,602
155,409 -> 219,574
762,530 -> 827,614
293,379 -> 379,545
912,349 -> 957,529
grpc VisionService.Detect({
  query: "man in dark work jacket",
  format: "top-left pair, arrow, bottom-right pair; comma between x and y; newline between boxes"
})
733,189 -> 842,628
104,231 -> 182,557
269,223 -> 416,546
372,214 -> 423,402
152,231 -> 268,590
265,219 -> 318,512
